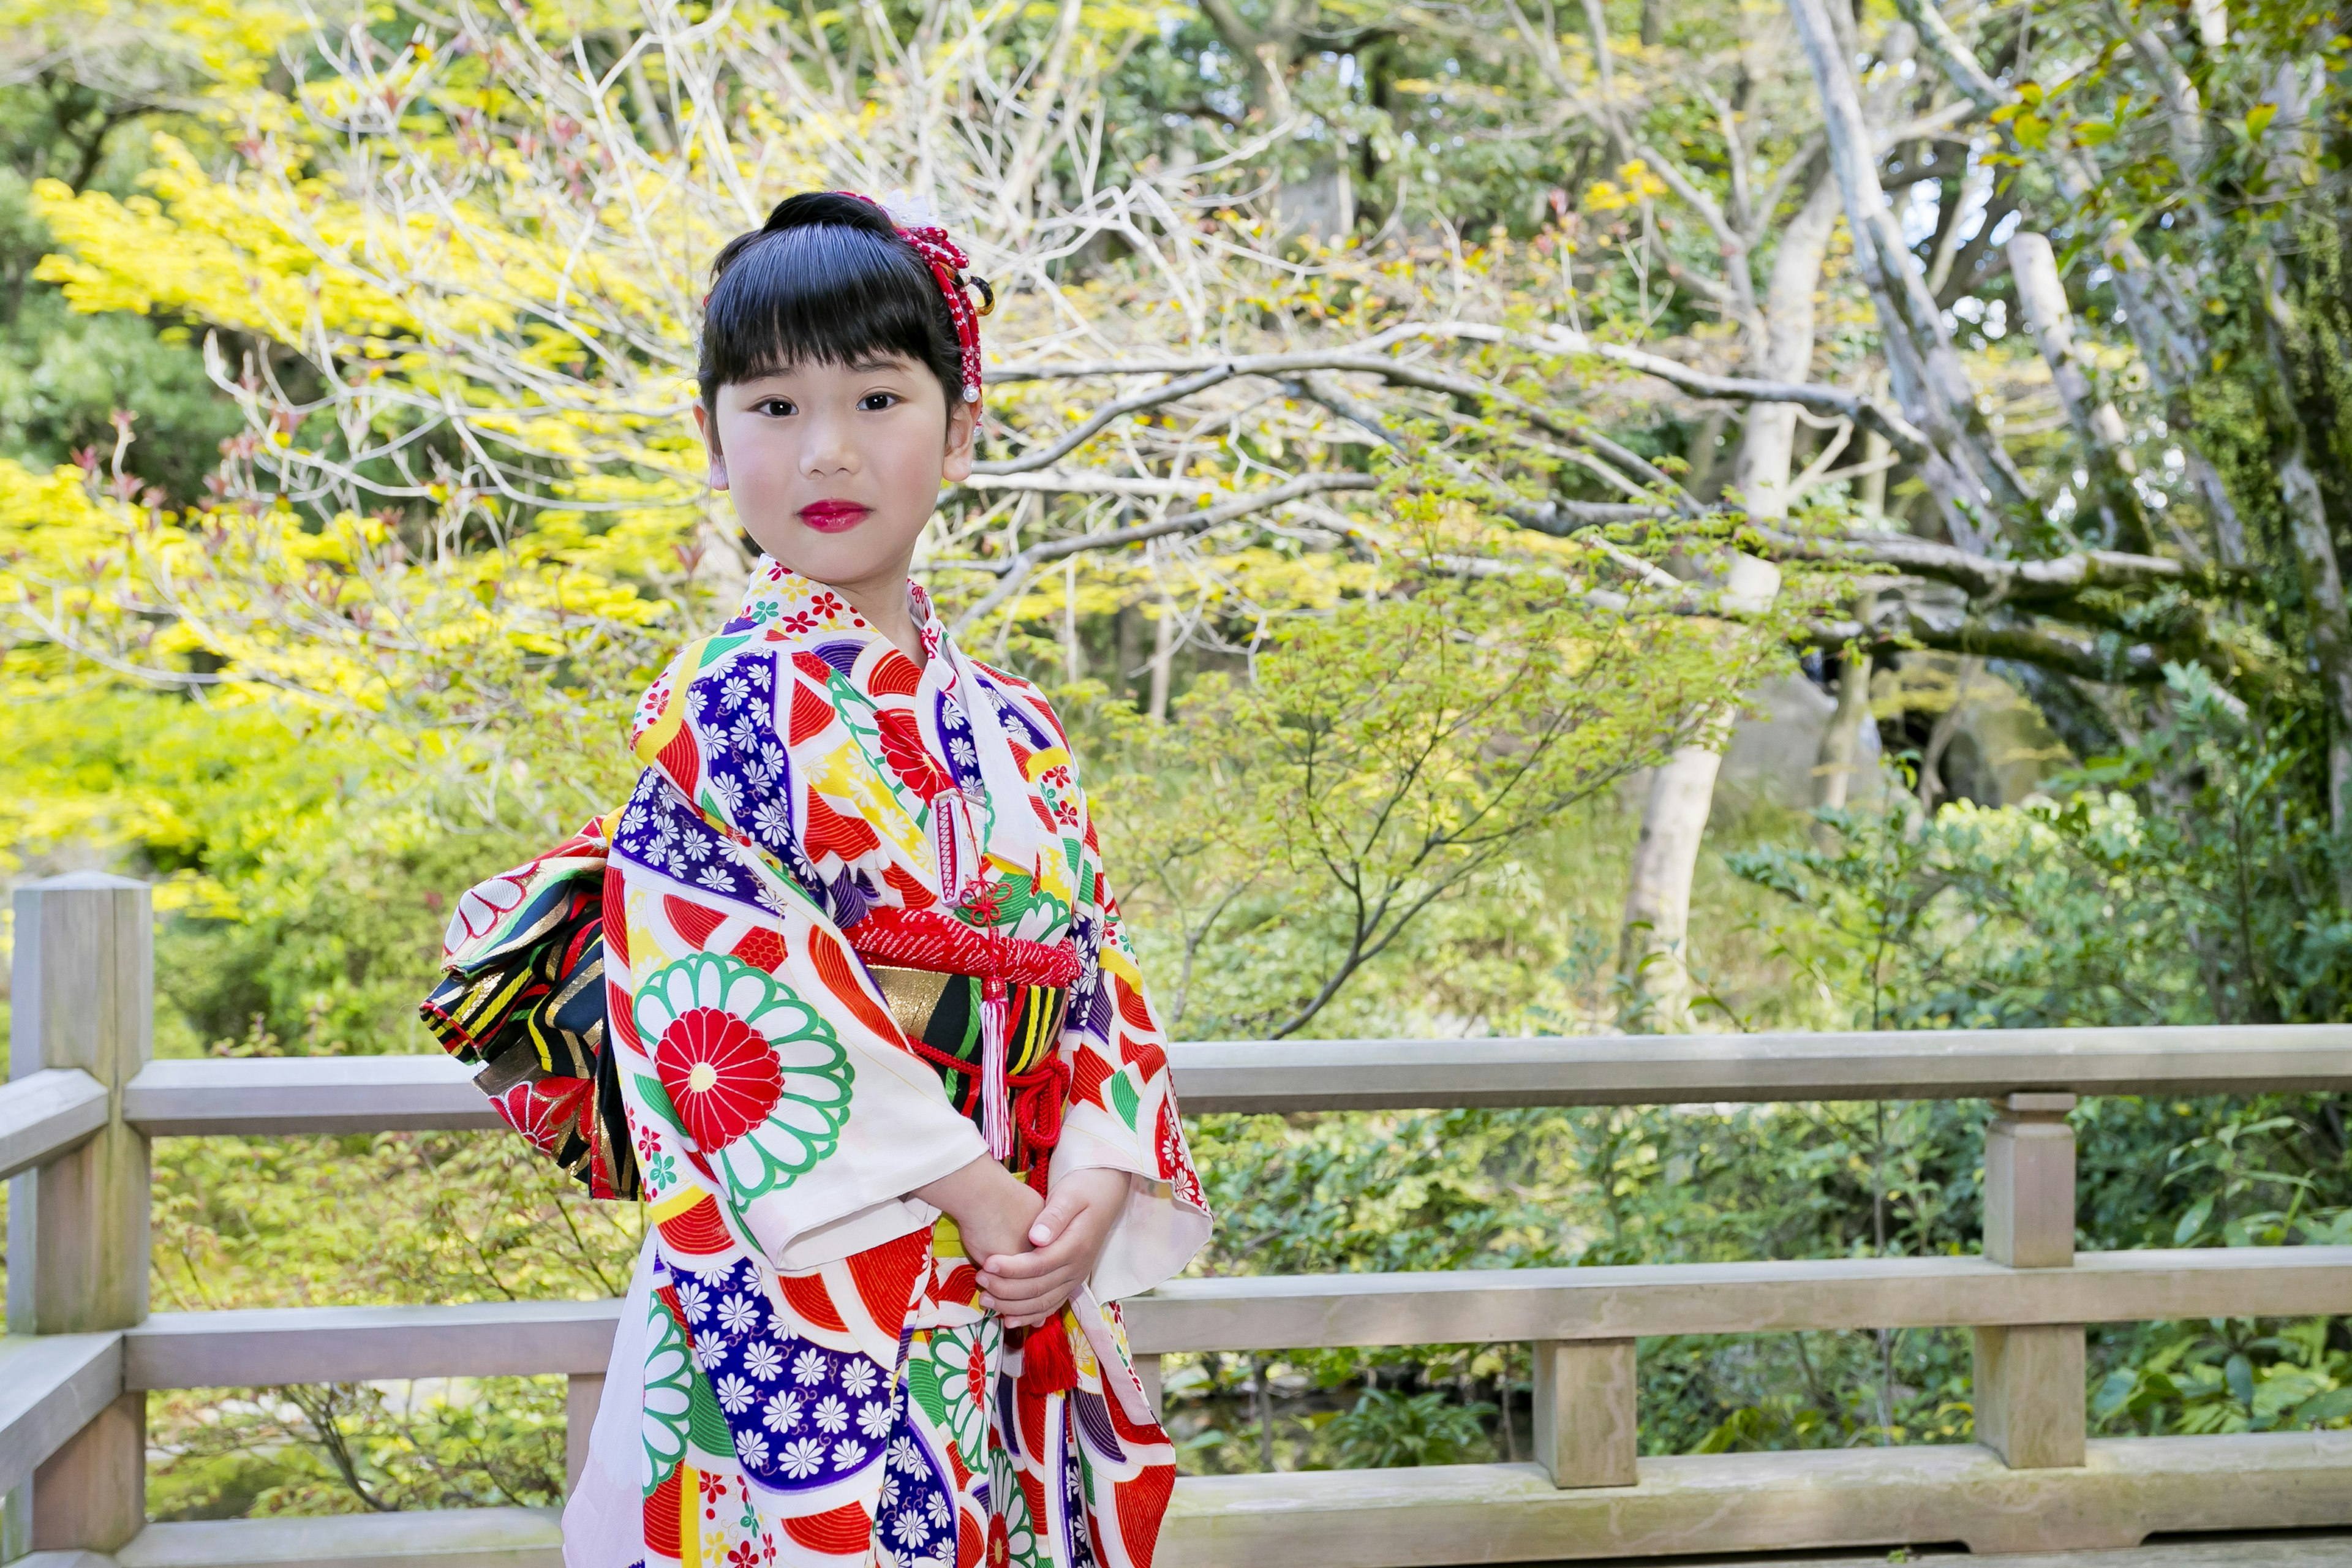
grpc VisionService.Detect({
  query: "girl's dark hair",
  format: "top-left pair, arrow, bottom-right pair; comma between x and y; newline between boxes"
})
698,192 -> 964,411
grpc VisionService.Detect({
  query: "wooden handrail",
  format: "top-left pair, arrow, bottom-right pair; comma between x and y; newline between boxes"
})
0,1334 -> 124,1500
120,1023 -> 2352,1135
0,1068 -> 108,1183
105,1246 -> 2352,1392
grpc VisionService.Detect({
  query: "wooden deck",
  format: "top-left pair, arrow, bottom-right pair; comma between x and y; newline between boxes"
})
16,1516 -> 2352,1568
1566,1537 -> 2352,1566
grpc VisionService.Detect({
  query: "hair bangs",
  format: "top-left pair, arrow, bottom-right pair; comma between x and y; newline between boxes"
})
698,220 -> 963,407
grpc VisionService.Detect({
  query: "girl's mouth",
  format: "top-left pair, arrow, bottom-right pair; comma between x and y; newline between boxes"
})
799,500 -> 871,533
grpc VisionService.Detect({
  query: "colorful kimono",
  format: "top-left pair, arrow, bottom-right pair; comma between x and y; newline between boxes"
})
427,561 -> 1211,1568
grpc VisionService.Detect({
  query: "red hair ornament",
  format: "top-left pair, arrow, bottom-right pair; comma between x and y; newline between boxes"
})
837,190 -> 994,404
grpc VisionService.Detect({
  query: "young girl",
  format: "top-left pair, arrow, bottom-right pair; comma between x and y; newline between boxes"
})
422,190 -> 1212,1568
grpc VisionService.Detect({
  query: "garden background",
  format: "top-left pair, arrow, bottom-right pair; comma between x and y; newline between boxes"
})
1,0 -> 2348,1521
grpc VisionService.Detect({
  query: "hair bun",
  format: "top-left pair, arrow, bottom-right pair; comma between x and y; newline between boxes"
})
760,190 -> 897,237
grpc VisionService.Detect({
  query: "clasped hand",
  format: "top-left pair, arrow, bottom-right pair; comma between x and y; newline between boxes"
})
913,1158 -> 1128,1329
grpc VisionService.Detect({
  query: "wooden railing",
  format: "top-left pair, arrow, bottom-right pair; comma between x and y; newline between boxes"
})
5,873 -> 2351,1567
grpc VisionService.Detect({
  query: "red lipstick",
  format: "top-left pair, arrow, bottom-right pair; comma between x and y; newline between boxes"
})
799,500 -> 871,533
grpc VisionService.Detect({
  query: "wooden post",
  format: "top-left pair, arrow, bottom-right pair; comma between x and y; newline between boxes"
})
9,874 -> 153,1552
566,1373 -> 605,1494
1530,1340 -> 1637,1488
1973,1091 -> 2085,1469
1133,1353 -> 1164,1424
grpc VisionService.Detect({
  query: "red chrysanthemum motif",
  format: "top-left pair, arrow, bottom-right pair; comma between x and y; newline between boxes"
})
875,706 -> 951,800
492,1076 -> 589,1159
1159,1098 -> 1206,1210
654,1006 -> 783,1150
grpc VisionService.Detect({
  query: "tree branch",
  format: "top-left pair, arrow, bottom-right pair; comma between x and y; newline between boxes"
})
943,472 -> 1380,633
987,325 -> 1929,490
1749,527 -> 2244,604
1808,606 -> 2173,683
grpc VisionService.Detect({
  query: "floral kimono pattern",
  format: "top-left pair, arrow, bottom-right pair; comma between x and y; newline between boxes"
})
445,561 -> 1209,1568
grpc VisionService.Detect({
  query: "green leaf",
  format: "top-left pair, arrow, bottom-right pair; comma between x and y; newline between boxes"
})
2245,103 -> 2278,137
2225,1353 -> 2255,1409
2092,1368 -> 2136,1420
2293,1387 -> 2352,1425
2174,1194 -> 2215,1245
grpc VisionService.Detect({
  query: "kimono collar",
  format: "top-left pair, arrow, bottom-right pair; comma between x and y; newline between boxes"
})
729,557 -> 1061,878
731,557 -> 946,661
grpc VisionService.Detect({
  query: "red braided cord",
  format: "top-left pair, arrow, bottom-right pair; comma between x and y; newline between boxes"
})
1008,1053 -> 1071,1151
892,985 -> 1069,1152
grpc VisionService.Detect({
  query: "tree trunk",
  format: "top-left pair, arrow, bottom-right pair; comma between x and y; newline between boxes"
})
1617,554 -> 1778,1027
2265,246 -> 2352,899
2007,231 -> 2153,554
1787,0 -> 2026,551
1817,651 -> 1875,813
2282,454 -> 2352,862
1147,587 -> 1177,722
1618,178 -> 1835,1027
1728,176 -> 1842,518
1619,743 -> 1725,1029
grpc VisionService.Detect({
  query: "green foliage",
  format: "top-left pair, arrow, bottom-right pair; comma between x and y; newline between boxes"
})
138,1128 -> 638,1517
149,1377 -> 568,1519
1329,1387 -> 1494,1468
1725,664 -> 2352,1460
1191,1109 -> 1574,1278
153,1132 -> 641,1313
2093,1318 -> 2352,1438
1732,667 -> 2352,1030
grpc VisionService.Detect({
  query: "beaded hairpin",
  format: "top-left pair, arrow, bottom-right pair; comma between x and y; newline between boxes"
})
835,190 -> 993,404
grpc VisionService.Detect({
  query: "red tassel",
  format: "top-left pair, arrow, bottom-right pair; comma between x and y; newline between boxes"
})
1016,1314 -> 1079,1399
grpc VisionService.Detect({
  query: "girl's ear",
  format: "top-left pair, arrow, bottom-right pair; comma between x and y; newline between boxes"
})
941,396 -> 979,483
695,400 -> 729,492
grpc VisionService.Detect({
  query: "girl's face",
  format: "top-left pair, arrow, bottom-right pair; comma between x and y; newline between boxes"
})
697,355 -> 976,593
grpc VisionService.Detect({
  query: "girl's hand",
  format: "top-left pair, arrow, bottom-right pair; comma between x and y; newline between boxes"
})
977,1167 -> 1131,1329
914,1155 -> 1044,1267
958,1177 -> 1046,1268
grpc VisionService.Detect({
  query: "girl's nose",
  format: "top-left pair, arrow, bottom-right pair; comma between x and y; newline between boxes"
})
799,412 -> 859,476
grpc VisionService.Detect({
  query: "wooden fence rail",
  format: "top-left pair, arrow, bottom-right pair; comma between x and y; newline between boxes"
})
4,873 -> 2351,1568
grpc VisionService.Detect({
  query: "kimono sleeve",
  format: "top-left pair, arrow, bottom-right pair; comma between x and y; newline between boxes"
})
1052,796 -> 1213,1302
609,636 -> 991,1273
421,816 -> 637,1202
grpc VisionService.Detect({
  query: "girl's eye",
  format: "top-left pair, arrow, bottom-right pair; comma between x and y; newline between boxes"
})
859,392 -> 900,412
756,398 -> 795,417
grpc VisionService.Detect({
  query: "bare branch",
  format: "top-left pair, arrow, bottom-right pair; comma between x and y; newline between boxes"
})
944,473 -> 1381,633
1749,527 -> 2245,604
